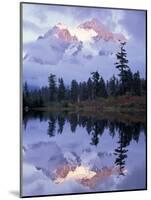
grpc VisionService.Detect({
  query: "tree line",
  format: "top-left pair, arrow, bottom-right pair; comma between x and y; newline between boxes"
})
23,42 -> 146,108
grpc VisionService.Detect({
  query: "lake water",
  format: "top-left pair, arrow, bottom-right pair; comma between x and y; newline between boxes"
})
22,111 -> 146,197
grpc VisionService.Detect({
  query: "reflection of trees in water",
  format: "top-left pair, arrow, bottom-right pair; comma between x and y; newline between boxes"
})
57,114 -> 66,134
114,131 -> 128,176
86,117 -> 94,134
68,114 -> 78,133
23,112 -> 145,148
47,113 -> 57,137
66,114 -> 108,146
113,122 -> 143,176
78,116 -> 88,128
47,113 -> 145,175
90,119 -> 108,146
23,111 -> 47,130
108,121 -> 116,138
23,111 -> 146,146
23,111 -> 146,180
23,115 -> 28,130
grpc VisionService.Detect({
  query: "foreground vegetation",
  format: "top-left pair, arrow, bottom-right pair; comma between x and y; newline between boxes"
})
31,95 -> 146,122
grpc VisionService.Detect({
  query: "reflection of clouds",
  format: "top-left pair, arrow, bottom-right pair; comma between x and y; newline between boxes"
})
116,162 -> 146,190
23,164 -> 89,196
23,163 -> 48,185
23,163 -> 88,196
24,142 -> 67,178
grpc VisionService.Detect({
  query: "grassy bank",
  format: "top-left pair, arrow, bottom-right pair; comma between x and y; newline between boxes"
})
33,95 -> 146,112
30,95 -> 146,123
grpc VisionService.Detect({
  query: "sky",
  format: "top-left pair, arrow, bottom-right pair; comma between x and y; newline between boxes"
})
22,3 -> 146,87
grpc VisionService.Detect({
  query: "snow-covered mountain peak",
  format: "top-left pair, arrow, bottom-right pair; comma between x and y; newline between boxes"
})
42,23 -> 78,43
24,18 -> 127,67
56,22 -> 68,30
78,18 -> 127,43
79,18 -> 107,32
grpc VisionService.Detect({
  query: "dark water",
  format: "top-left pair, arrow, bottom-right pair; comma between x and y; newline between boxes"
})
22,111 -> 146,196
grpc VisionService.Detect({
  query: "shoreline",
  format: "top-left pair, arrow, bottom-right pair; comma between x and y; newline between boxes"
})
24,96 -> 146,123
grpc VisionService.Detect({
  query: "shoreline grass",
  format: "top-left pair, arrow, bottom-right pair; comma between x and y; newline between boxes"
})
27,96 -> 146,123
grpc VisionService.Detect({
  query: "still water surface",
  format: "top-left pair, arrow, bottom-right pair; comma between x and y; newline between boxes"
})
22,111 -> 146,196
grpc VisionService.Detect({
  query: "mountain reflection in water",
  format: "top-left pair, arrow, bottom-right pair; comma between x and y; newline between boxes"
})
54,165 -> 127,188
22,111 -> 146,196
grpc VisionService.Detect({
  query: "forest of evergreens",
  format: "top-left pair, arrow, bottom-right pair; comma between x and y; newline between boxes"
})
23,42 -> 146,110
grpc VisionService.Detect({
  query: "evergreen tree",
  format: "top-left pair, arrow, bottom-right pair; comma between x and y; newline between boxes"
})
48,74 -> 57,101
141,78 -> 146,95
23,82 -> 29,108
70,80 -> 79,102
79,81 -> 88,101
37,90 -> 44,107
115,42 -> 130,95
87,78 -> 93,100
125,69 -> 133,94
65,86 -> 71,101
24,82 -> 29,97
99,77 -> 108,97
91,71 -> 100,98
108,75 -> 117,97
41,86 -> 49,104
58,78 -> 66,101
132,71 -> 141,96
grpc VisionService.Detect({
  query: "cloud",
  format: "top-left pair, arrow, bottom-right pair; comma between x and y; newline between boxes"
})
116,163 -> 146,190
24,34 -> 69,65
22,4 -> 130,38
23,20 -> 42,32
22,3 -> 146,86
120,10 -> 146,41
23,20 -> 48,43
